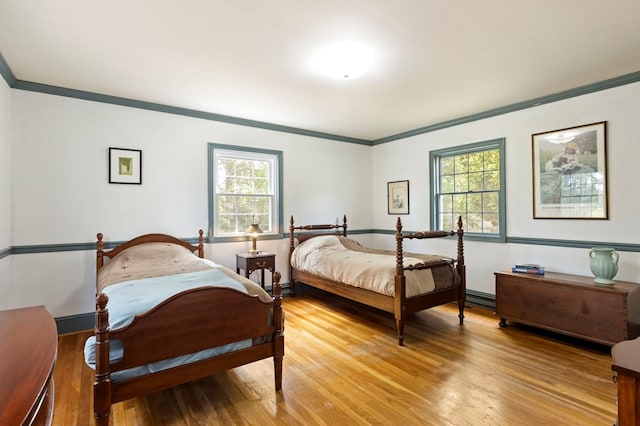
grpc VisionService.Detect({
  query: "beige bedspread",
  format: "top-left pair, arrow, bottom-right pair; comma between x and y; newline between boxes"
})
97,242 -> 272,302
291,235 -> 458,297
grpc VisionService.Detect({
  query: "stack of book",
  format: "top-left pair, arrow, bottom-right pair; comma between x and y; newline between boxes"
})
511,263 -> 545,275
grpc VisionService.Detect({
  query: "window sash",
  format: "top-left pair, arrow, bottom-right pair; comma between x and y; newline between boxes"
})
431,139 -> 505,241
210,145 -> 281,239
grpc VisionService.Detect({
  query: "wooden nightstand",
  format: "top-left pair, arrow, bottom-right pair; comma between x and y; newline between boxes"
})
236,252 -> 276,289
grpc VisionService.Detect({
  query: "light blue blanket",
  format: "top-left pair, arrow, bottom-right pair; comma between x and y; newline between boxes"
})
84,268 -> 251,382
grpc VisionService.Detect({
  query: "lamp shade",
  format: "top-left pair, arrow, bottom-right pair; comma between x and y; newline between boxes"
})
246,223 -> 263,235
246,223 -> 263,254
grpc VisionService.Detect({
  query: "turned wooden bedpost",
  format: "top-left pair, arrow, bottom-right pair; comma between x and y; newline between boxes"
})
394,217 -> 406,346
96,233 -> 104,272
342,214 -> 347,237
271,271 -> 284,391
197,229 -> 204,258
289,216 -> 296,296
94,293 -> 111,425
456,216 -> 466,325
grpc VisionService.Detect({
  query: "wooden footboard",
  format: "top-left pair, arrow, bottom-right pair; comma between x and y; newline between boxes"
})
289,215 -> 465,345
93,273 -> 283,425
394,215 -> 466,345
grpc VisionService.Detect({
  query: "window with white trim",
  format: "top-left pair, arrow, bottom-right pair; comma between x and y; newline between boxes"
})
430,138 -> 506,242
208,144 -> 282,240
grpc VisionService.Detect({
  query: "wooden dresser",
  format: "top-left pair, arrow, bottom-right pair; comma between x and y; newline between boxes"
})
495,270 -> 640,346
0,306 -> 57,425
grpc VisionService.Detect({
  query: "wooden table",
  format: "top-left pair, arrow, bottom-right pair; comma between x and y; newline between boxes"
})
612,337 -> 640,426
0,306 -> 57,425
236,252 -> 276,289
495,270 -> 640,345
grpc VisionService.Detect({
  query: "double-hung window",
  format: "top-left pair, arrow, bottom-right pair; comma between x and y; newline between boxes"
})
208,143 -> 283,241
430,138 -> 506,242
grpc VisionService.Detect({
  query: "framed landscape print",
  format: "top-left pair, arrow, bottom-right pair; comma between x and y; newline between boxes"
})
387,180 -> 409,214
109,147 -> 142,184
531,121 -> 607,219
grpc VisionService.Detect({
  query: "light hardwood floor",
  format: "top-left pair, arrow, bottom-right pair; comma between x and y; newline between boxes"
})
53,288 -> 618,425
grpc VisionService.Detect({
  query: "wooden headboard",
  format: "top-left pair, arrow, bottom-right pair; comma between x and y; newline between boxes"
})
96,230 -> 205,271
289,215 -> 347,246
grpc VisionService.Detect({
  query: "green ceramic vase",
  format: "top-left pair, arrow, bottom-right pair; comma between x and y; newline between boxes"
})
589,247 -> 619,284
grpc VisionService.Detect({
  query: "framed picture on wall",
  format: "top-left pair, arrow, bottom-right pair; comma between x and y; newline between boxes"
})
387,180 -> 409,214
109,147 -> 142,184
531,121 -> 607,219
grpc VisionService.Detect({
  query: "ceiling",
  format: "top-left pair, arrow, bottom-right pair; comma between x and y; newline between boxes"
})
1,1 -> 640,142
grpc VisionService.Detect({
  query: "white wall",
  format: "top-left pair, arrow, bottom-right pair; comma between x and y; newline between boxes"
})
372,82 -> 640,295
0,76 -> 11,309
8,81 -> 640,318
10,90 -> 372,317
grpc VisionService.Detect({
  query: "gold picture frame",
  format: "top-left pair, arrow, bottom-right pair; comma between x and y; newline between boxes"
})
531,121 -> 607,219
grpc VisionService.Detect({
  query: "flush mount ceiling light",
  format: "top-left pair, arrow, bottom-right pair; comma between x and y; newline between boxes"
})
311,42 -> 373,80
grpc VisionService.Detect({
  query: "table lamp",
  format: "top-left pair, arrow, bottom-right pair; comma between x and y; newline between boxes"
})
246,222 -> 263,254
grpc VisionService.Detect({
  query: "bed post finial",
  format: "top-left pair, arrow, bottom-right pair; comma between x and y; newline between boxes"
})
272,271 -> 283,310
289,216 -> 295,296
289,216 -> 295,248
456,215 -> 464,265
273,271 -> 283,311
96,233 -> 105,273
197,229 -> 204,258
342,214 -> 347,237
395,217 -> 404,276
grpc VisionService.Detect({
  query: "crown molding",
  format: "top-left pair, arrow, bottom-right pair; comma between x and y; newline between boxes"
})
372,70 -> 640,145
12,79 -> 371,146
0,52 -> 16,87
0,247 -> 10,260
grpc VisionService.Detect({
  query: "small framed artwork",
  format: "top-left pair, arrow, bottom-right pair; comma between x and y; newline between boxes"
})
109,147 -> 142,184
387,180 -> 409,214
531,121 -> 607,219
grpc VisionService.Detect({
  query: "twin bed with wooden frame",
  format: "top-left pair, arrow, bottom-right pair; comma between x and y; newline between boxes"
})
289,215 -> 466,345
85,230 -> 284,425
85,217 -> 462,420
